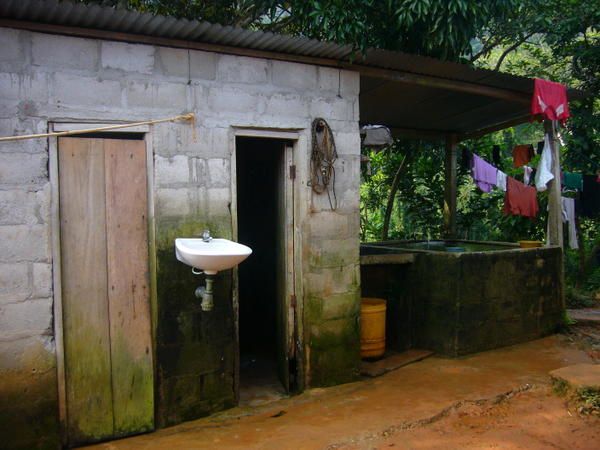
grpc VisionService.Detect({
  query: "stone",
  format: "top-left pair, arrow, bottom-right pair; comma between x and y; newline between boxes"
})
550,364 -> 600,390
101,41 -> 154,74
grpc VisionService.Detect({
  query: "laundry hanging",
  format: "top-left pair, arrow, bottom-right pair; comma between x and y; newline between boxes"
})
496,170 -> 507,192
581,174 -> 600,218
512,144 -> 535,168
524,166 -> 533,185
504,176 -> 539,219
471,154 -> 498,193
561,197 -> 579,249
535,135 -> 554,192
531,78 -> 570,124
563,172 -> 583,191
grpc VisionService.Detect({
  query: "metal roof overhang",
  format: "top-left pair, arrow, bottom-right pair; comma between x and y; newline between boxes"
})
0,0 -> 585,141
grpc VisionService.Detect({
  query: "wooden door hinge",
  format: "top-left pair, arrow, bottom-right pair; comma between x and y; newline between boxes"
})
289,165 -> 296,179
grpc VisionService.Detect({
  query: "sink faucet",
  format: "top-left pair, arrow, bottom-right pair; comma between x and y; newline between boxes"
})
202,229 -> 212,242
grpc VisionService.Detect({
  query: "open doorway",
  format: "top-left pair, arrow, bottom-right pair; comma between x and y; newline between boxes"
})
235,136 -> 295,405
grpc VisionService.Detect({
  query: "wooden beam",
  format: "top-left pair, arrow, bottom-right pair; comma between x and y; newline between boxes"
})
0,19 -> 531,104
457,114 -> 532,142
443,135 -> 458,239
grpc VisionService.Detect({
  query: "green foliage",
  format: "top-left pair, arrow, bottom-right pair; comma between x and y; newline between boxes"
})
78,0 -> 518,60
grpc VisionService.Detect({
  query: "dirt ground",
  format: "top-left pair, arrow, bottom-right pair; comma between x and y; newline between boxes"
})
86,329 -> 600,450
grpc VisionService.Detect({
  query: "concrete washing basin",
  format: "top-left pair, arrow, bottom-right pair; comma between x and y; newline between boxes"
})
175,238 -> 252,275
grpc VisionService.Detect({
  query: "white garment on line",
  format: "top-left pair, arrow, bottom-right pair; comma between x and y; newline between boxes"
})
496,170 -> 507,191
562,196 -> 579,249
535,134 -> 554,191
524,166 -> 533,185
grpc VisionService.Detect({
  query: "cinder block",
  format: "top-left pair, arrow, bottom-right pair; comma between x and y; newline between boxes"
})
53,73 -> 121,108
32,263 -> 52,298
0,298 -> 53,338
0,153 -> 48,185
0,263 -> 30,303
156,188 -> 191,217
101,41 -> 154,74
0,225 -> 49,262
127,81 -> 188,110
321,291 -> 360,321
207,187 -> 230,216
207,159 -> 229,188
32,33 -> 98,70
310,97 -> 353,121
341,70 -> 360,96
272,60 -> 317,90
309,237 -> 359,269
333,132 -> 361,156
155,83 -> 189,110
207,87 -> 265,114
158,47 -> 217,81
264,93 -> 309,118
0,190 -> 39,225
190,51 -> 218,81
0,28 -> 22,63
304,265 -> 358,296
217,55 -> 268,84
155,155 -> 191,186
318,67 -> 340,93
309,211 -> 349,238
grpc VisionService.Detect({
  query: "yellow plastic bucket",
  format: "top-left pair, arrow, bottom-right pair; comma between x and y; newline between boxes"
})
519,240 -> 543,249
360,298 -> 387,359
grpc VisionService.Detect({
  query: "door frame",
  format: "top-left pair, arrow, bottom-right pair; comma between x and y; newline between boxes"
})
229,127 -> 305,401
48,122 -> 157,445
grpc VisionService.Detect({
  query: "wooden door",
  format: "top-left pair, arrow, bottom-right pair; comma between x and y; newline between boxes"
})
275,145 -> 296,393
59,137 -> 153,446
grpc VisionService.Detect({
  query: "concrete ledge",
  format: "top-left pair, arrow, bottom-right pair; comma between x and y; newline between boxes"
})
550,364 -> 600,391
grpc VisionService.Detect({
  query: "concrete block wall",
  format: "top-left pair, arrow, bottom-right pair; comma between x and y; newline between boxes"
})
0,27 -> 361,447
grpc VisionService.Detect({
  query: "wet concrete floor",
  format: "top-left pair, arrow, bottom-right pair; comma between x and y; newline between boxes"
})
85,335 -> 597,450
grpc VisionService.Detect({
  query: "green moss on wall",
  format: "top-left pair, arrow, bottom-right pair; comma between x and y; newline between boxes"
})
154,216 -> 236,427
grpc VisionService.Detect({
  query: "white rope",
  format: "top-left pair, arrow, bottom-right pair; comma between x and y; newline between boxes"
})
0,113 -> 196,142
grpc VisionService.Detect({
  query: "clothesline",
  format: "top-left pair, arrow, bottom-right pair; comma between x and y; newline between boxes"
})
0,113 -> 196,142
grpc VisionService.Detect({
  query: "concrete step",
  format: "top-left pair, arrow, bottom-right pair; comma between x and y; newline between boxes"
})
361,349 -> 434,377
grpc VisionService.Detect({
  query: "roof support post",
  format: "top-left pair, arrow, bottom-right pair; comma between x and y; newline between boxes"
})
443,134 -> 458,239
544,120 -> 563,249
543,119 -> 565,311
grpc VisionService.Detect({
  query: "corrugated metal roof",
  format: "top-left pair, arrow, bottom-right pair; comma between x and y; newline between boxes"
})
0,0 -> 584,138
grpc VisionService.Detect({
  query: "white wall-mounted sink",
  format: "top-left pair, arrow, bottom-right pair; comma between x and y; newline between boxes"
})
175,238 -> 252,275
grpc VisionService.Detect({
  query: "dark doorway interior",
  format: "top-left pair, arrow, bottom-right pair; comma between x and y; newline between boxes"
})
236,137 -> 286,405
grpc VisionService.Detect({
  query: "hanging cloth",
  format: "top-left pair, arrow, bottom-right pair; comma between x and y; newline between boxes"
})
531,78 -> 570,124
535,135 -> 554,192
496,170 -> 507,192
561,197 -> 579,249
471,154 -> 498,193
504,176 -> 539,219
563,172 -> 583,191
492,145 -> 502,168
524,166 -> 533,185
581,174 -> 600,218
512,144 -> 534,167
